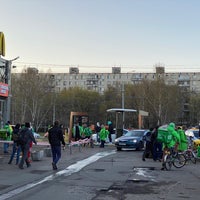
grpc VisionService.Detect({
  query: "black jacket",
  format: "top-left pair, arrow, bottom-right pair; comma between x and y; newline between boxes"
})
18,127 -> 37,147
48,125 -> 65,146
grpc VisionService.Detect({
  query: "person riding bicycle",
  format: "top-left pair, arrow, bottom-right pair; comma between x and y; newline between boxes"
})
161,122 -> 180,170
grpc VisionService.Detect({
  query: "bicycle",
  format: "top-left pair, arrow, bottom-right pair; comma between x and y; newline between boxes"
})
163,148 -> 186,170
183,146 -> 197,164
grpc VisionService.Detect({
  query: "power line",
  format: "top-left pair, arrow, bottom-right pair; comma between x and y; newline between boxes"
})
12,61 -> 200,73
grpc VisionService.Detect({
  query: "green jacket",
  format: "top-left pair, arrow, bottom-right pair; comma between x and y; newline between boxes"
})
83,127 -> 92,137
177,129 -> 188,151
99,127 -> 108,141
72,125 -> 83,137
4,124 -> 13,141
164,123 -> 180,148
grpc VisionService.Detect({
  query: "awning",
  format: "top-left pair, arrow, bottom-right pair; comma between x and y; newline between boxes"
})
106,108 -> 137,113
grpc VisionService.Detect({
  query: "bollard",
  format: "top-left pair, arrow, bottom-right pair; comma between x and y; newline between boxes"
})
31,150 -> 44,161
69,144 -> 72,155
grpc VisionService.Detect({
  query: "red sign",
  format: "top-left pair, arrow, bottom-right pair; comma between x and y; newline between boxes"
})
0,83 -> 9,97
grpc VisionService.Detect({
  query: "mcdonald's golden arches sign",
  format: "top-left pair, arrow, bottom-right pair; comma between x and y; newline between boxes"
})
0,32 -> 5,56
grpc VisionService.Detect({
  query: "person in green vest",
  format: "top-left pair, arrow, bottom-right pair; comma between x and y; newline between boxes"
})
163,122 -> 180,150
161,122 -> 180,170
82,123 -> 93,147
82,123 -> 92,138
99,124 -> 109,148
177,126 -> 188,152
72,122 -> 83,141
3,121 -> 13,153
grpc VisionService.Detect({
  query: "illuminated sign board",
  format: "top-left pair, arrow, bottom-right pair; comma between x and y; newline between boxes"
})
0,83 -> 9,97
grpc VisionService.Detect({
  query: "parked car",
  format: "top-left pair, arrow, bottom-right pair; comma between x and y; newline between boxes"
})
185,128 -> 200,148
92,129 -> 129,143
114,129 -> 148,151
185,128 -> 199,138
33,132 -> 41,138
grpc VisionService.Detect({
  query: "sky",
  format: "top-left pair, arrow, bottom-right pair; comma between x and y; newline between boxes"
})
1,0 -> 200,73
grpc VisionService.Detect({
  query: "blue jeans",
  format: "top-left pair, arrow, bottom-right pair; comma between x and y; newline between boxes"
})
3,142 -> 9,153
9,143 -> 21,164
51,145 -> 61,164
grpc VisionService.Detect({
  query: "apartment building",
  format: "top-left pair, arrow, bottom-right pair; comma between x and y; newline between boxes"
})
48,67 -> 200,94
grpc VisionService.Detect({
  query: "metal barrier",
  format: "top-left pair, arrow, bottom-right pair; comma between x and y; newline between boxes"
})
69,138 -> 91,154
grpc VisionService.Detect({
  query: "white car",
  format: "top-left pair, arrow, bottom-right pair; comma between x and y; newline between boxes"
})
33,132 -> 41,138
92,129 -> 129,143
92,133 -> 116,143
185,129 -> 199,138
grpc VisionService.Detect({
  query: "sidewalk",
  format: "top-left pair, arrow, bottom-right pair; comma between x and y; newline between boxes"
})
0,142 -> 115,195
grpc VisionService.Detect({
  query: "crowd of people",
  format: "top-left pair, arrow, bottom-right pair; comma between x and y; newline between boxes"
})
72,121 -> 114,148
3,121 -> 37,169
3,118 -> 195,171
142,123 -> 191,170
2,120 -> 115,170
4,120 -> 67,170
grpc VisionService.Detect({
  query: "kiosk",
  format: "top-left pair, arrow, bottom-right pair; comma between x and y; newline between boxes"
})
69,111 -> 89,142
106,108 -> 137,138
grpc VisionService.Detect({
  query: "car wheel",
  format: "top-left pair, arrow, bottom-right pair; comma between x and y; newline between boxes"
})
136,141 -> 143,151
117,147 -> 122,151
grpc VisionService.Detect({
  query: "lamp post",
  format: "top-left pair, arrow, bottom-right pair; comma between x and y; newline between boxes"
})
53,93 -> 56,124
50,74 -> 56,124
121,82 -> 125,129
0,56 -> 19,125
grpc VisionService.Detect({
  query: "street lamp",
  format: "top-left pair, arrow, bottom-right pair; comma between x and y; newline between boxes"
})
0,56 -> 19,125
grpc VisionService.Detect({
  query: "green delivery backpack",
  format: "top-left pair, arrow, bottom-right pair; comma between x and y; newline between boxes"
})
157,125 -> 172,144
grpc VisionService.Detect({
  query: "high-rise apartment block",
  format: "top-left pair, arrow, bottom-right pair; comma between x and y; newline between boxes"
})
48,67 -> 200,94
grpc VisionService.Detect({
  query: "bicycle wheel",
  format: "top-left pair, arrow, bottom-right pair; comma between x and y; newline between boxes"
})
173,153 -> 186,168
190,151 -> 197,164
164,154 -> 172,170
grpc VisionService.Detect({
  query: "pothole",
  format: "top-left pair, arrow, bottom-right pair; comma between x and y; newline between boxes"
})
133,166 -> 155,171
126,179 -> 150,183
0,184 -> 11,190
30,170 -> 49,174
93,168 -> 105,172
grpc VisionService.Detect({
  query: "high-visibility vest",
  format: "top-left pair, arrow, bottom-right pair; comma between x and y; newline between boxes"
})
0,32 -> 5,56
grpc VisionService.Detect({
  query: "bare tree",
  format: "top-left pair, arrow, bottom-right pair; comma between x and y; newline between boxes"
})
11,69 -> 52,131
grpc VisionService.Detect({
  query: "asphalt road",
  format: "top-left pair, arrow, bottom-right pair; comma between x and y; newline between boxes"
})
0,144 -> 200,200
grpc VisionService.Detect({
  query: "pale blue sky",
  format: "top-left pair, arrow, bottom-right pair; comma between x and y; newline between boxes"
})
1,0 -> 200,73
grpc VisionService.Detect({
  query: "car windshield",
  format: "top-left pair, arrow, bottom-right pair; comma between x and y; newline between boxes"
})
125,130 -> 145,137
193,130 -> 199,138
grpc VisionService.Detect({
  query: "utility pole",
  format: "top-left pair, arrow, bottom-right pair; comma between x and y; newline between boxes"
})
0,32 -> 19,125
5,60 -> 11,123
0,56 -> 19,126
121,82 -> 125,129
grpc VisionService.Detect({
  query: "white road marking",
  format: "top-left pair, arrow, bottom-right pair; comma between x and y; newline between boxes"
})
0,150 -> 116,200
135,167 -> 156,182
